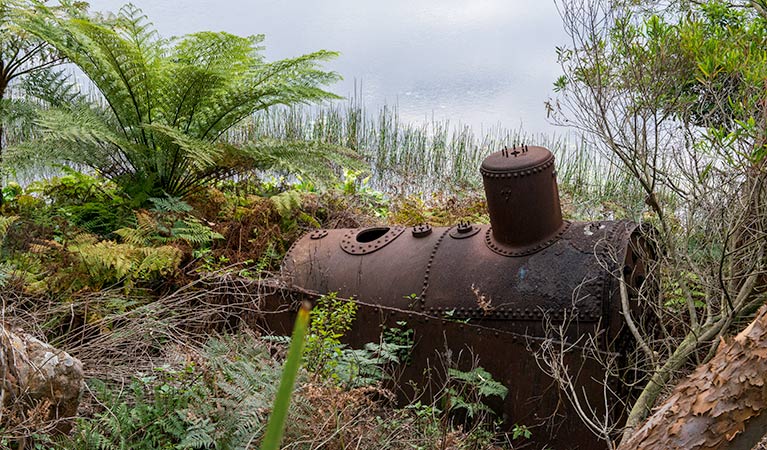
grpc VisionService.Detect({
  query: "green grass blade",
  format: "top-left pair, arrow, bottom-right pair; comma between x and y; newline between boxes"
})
260,301 -> 311,450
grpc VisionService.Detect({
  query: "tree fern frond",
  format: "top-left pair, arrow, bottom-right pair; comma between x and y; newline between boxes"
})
115,3 -> 161,60
0,98 -> 37,139
11,105 -> 138,179
20,68 -> 85,107
162,32 -> 262,131
35,105 -> 127,149
18,8 -> 142,139
241,139 -> 364,186
142,122 -> 223,172
15,4 -> 354,201
69,17 -> 161,137
194,51 -> 342,141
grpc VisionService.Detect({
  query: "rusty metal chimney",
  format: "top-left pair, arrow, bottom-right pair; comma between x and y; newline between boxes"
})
481,145 -> 568,256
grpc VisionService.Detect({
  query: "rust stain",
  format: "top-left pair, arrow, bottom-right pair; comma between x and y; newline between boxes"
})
276,146 -> 656,449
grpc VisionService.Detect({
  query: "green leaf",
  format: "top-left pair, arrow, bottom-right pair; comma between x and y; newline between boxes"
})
260,302 -> 311,450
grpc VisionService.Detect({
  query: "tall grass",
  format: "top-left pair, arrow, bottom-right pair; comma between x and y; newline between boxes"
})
229,97 -> 636,205
5,74 -> 639,211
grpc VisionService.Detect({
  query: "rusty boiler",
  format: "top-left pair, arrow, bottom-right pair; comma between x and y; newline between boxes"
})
277,145 -> 651,449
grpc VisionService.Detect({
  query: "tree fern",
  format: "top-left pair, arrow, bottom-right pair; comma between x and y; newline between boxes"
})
11,4 -> 361,202
242,139 -> 362,188
0,0 -> 77,205
20,68 -> 83,107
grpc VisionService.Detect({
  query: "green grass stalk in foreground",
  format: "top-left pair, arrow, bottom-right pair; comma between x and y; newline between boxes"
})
260,301 -> 312,450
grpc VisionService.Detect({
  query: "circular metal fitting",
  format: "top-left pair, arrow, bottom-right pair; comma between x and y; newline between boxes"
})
449,222 -> 481,239
309,229 -> 328,240
411,223 -> 433,237
484,222 -> 571,257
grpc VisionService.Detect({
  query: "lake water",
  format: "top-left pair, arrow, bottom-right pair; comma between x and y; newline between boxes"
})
86,0 -> 570,135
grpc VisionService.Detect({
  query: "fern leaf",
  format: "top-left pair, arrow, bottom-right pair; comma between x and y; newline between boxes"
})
114,211 -> 157,246
242,139 -> 363,186
6,105 -> 135,181
15,3 -> 350,201
148,195 -> 193,213
143,123 -> 223,172
0,215 -> 18,242
135,245 -> 182,278
270,191 -> 302,218
21,68 -> 85,107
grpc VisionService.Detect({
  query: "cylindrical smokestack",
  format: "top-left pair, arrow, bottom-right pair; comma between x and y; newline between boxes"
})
480,145 -> 566,255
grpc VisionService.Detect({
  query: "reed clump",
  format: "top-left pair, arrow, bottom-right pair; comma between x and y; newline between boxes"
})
229,98 -> 644,219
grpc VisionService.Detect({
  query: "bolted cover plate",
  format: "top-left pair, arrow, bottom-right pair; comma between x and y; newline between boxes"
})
480,145 -> 554,176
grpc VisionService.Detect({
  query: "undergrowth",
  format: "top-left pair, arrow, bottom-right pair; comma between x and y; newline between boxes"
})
0,99 -> 640,449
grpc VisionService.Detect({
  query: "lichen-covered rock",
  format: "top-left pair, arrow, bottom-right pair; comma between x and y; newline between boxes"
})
0,326 -> 83,433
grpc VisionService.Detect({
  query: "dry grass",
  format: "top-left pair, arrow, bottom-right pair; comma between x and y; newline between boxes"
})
0,273 -> 495,449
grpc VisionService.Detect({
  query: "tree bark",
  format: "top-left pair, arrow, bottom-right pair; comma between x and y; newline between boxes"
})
618,304 -> 767,450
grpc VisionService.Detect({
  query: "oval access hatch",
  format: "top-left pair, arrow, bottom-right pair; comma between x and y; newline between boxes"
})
340,226 -> 405,255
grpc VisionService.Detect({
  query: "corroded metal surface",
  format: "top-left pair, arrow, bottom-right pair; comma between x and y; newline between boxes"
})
340,226 -> 405,255
481,145 -> 566,253
273,145 -> 653,449
284,220 -> 636,326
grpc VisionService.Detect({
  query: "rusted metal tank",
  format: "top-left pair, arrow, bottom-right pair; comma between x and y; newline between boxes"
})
278,145 -> 651,449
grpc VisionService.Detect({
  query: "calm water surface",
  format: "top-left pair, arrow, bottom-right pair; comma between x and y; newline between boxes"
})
87,0 -> 569,135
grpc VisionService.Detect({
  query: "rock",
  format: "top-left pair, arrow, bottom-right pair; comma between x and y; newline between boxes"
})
0,325 -> 83,434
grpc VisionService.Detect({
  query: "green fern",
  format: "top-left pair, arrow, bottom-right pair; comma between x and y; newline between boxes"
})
20,68 -> 85,107
336,341 -> 405,388
261,335 -> 291,346
169,217 -> 224,248
149,196 -> 194,214
177,420 -> 216,449
182,334 -> 293,449
70,370 -> 207,450
12,4 -> 359,202
66,232 -> 182,288
270,190 -> 302,218
0,215 -> 18,242
116,200 -> 222,251
242,139 -> 364,189
114,212 -> 157,246
446,366 -> 508,420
